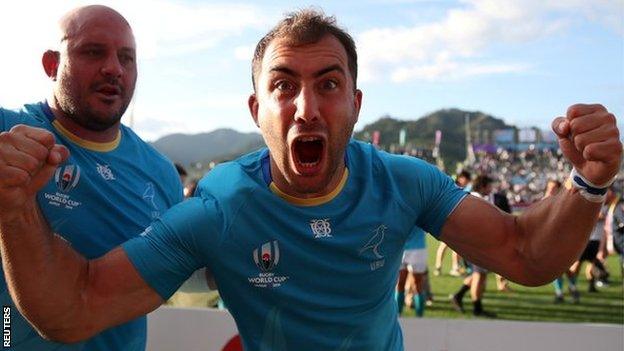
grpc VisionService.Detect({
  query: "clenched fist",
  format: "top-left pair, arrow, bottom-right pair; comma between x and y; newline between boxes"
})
0,125 -> 69,217
552,104 -> 622,186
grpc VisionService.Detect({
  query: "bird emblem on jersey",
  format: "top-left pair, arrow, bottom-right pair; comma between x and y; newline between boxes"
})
142,182 -> 161,219
142,182 -> 157,209
359,224 -> 386,259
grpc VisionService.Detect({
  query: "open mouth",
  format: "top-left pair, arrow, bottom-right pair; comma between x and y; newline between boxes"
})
292,136 -> 325,173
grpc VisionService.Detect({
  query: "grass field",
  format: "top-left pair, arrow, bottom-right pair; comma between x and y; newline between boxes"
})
168,236 -> 624,325
400,236 -> 624,324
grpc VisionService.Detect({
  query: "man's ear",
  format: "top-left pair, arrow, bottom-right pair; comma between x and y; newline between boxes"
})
42,50 -> 60,81
248,94 -> 260,127
353,89 -> 363,124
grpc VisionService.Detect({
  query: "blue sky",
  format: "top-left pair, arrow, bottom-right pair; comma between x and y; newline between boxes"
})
1,0 -> 622,141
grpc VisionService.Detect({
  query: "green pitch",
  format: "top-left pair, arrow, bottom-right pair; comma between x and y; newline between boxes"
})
402,236 -> 624,324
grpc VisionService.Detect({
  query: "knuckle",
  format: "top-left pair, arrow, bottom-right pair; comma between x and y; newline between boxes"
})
594,103 -> 606,111
34,146 -> 49,161
611,128 -> 620,140
582,145 -> 596,158
567,105 -> 579,116
573,134 -> 586,150
24,157 -> 41,173
10,124 -> 27,133
605,113 -> 616,124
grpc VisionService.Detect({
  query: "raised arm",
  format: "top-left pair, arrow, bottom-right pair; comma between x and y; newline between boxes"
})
0,125 -> 162,343
440,104 -> 621,286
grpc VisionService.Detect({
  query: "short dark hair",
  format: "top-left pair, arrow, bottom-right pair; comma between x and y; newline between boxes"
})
473,175 -> 493,193
458,170 -> 472,180
251,8 -> 358,91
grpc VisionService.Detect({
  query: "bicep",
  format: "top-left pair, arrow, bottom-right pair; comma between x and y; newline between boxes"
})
85,247 -> 163,334
439,195 -> 521,277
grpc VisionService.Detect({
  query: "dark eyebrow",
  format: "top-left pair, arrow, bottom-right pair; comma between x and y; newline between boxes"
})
269,66 -> 298,77
268,64 -> 345,78
314,64 -> 345,78
119,47 -> 136,55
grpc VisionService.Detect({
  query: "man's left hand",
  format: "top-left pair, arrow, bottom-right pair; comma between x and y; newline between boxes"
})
552,104 -> 622,185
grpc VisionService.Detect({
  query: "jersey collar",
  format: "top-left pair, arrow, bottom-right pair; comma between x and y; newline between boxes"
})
261,149 -> 349,207
40,101 -> 121,152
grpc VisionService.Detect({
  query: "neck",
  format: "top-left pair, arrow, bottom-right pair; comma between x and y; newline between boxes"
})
270,158 -> 347,199
48,97 -> 120,143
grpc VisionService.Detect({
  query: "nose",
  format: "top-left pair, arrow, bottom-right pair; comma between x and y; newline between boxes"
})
293,86 -> 320,124
100,54 -> 123,79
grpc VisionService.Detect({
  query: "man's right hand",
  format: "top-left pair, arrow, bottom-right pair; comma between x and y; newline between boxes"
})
0,125 -> 69,217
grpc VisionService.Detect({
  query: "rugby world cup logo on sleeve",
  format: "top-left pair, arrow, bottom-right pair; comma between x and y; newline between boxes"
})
249,240 -> 289,288
54,164 -> 81,193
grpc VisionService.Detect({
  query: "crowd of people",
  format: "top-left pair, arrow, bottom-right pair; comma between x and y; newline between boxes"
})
467,147 -> 573,208
393,153 -> 623,319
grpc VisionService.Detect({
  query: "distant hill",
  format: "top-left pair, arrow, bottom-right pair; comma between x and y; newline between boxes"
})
354,108 -> 515,167
151,128 -> 264,166
151,109 -> 518,170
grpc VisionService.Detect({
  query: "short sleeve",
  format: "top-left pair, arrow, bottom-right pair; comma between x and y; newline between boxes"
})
386,155 -> 468,238
122,195 -> 225,299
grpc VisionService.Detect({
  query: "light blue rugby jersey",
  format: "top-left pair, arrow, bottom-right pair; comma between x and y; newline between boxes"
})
123,140 -> 467,351
0,102 -> 183,351
404,227 -> 426,251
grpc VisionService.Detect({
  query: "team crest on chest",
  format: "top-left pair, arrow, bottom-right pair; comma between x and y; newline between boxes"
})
248,240 -> 289,288
310,218 -> 332,239
96,163 -> 115,181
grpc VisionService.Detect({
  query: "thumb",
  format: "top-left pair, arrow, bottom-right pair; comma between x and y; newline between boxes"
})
27,145 -> 70,195
552,117 -> 585,167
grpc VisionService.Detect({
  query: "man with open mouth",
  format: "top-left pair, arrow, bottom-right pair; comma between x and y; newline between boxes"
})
0,8 -> 621,351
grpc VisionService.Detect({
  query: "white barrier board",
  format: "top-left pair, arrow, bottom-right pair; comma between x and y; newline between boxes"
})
147,307 -> 623,351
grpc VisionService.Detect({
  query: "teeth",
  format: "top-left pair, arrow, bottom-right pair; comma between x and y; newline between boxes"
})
299,136 -> 320,142
299,161 -> 320,168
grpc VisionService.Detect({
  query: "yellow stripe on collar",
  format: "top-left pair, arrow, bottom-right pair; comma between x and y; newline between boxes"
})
270,168 -> 349,207
52,120 -> 121,152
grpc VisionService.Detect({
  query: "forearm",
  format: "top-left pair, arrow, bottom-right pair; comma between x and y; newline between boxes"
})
515,186 -> 600,284
0,199 -> 91,340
